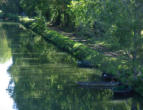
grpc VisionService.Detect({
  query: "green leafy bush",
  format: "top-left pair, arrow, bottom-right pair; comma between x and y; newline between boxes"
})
30,16 -> 46,34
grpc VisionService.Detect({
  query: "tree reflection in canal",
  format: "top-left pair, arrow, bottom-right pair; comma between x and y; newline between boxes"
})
0,23 -> 15,110
1,23 -> 143,110
0,24 -> 11,63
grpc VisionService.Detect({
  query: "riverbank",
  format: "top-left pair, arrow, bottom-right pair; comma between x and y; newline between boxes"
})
0,12 -> 143,96
21,21 -> 143,97
2,22 -> 142,110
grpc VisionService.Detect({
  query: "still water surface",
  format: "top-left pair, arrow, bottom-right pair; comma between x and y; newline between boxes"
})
0,22 -> 143,110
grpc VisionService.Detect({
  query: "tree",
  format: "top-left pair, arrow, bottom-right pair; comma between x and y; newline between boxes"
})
106,0 -> 143,79
0,0 -> 21,14
20,0 -> 73,27
69,0 -> 143,81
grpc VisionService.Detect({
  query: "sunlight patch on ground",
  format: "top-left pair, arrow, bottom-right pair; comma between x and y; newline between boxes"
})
141,30 -> 143,37
19,16 -> 35,22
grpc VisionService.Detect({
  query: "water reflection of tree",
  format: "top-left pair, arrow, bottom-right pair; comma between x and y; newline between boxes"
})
131,96 -> 143,110
0,24 -> 11,63
2,24 -> 142,110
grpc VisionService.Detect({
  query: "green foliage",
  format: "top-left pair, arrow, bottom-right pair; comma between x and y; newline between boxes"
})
30,15 -> 46,34
0,0 -> 21,14
19,0 -> 73,28
69,0 -> 143,80
3,13 -> 19,21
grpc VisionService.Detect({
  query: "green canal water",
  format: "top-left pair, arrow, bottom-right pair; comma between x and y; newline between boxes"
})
0,22 -> 143,110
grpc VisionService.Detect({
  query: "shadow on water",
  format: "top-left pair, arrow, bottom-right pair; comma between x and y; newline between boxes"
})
1,22 -> 143,110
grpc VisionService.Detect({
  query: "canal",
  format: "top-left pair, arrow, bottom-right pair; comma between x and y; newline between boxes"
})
0,22 -> 143,110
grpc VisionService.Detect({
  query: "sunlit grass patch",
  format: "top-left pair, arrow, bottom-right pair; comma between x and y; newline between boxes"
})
73,43 -> 83,48
19,16 -> 34,22
94,41 -> 110,46
141,30 -> 143,37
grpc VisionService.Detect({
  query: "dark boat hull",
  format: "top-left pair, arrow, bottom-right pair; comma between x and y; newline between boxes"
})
113,86 -> 132,94
77,82 -> 119,87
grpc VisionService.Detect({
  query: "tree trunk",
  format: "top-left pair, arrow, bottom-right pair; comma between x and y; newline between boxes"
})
132,29 -> 138,79
53,10 -> 61,26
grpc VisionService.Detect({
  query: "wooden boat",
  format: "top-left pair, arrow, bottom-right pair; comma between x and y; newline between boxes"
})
101,72 -> 118,82
77,60 -> 93,68
113,85 -> 132,94
77,81 -> 119,87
